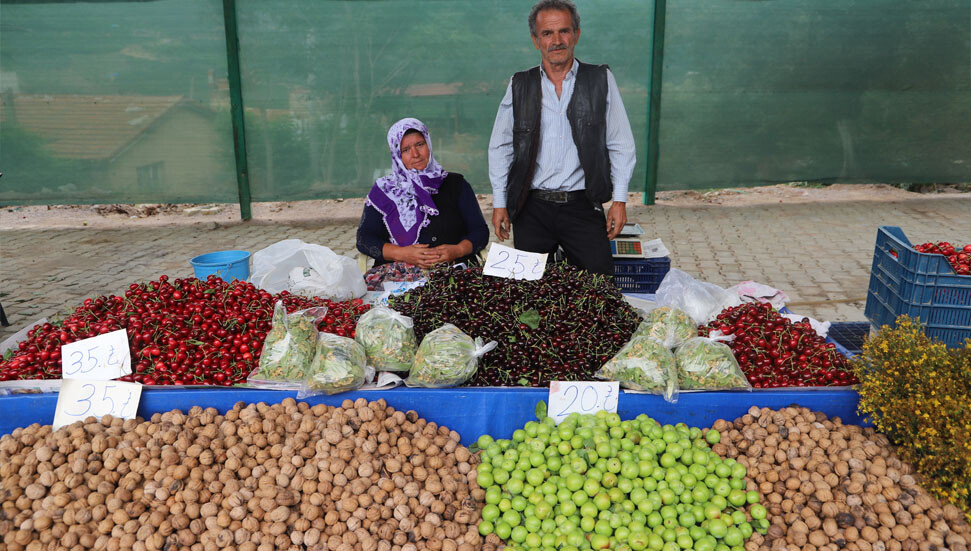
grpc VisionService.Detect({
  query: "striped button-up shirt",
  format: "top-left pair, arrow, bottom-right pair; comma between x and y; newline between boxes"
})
488,59 -> 637,209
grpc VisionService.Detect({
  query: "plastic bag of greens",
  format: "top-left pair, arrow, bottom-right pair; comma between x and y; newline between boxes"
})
655,268 -> 739,325
596,336 -> 679,402
633,306 -> 697,348
298,332 -> 370,396
354,306 -> 417,372
675,334 -> 751,391
406,324 -> 497,388
248,302 -> 327,388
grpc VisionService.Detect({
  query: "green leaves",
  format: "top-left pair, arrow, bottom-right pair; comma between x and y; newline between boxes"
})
518,309 -> 541,330
535,400 -> 548,421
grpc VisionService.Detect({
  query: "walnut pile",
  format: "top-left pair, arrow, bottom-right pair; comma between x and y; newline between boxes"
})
713,406 -> 970,551
0,398 -> 483,551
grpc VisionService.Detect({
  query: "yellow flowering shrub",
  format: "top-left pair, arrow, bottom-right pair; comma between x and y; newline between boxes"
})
853,316 -> 971,520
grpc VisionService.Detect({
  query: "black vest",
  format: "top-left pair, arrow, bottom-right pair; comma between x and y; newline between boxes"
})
506,61 -> 612,221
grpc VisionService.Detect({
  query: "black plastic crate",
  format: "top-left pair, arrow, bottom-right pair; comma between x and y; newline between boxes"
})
828,322 -> 870,356
613,257 -> 671,294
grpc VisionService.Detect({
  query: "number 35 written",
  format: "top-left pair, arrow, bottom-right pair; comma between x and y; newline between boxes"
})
53,379 -> 142,430
60,329 -> 132,380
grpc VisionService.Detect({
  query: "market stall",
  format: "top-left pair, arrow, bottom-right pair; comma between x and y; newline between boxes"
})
1,226 -> 969,550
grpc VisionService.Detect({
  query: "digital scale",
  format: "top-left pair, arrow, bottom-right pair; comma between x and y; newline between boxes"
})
610,240 -> 644,257
611,223 -> 646,258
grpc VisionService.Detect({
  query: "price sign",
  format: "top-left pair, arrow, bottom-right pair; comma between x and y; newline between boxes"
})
483,244 -> 547,281
60,329 -> 131,380
53,379 -> 142,430
547,381 -> 619,424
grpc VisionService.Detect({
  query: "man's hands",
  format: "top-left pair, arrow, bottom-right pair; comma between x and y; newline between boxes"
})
492,208 -> 510,242
494,203 -> 625,241
606,202 -> 627,240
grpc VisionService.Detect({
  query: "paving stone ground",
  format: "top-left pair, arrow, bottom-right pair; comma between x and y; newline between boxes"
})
1,196 -> 969,342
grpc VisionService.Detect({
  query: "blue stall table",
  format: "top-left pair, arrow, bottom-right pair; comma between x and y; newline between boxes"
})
0,387 -> 865,445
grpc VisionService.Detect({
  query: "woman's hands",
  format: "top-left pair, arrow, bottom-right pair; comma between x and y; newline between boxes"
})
384,243 -> 438,268
383,240 -> 474,268
429,244 -> 465,264
429,240 -> 474,265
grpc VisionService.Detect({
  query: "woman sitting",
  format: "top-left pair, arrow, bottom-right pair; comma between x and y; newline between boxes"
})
357,118 -> 489,278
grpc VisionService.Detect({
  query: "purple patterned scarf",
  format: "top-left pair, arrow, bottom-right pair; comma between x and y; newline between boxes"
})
365,118 -> 447,246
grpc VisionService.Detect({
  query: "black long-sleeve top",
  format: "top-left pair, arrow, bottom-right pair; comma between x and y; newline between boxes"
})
356,172 -> 489,267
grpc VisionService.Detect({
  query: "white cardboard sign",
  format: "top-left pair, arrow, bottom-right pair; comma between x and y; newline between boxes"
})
60,329 -> 132,380
483,244 -> 547,281
547,381 -> 619,424
53,379 -> 142,429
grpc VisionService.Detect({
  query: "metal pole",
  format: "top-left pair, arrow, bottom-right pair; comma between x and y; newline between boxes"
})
222,0 -> 252,220
643,0 -> 667,206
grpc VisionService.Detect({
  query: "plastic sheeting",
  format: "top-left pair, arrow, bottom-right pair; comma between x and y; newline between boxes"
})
2,0 -> 967,206
0,387 -> 866,445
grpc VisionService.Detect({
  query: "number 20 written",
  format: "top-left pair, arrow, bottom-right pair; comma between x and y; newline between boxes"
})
553,383 -> 616,417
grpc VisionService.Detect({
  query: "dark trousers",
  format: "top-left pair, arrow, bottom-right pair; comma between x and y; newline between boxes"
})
513,195 -> 614,276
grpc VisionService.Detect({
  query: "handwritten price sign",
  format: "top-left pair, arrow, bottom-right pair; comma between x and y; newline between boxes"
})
548,381 -> 619,424
60,329 -> 131,380
483,244 -> 547,281
53,379 -> 142,430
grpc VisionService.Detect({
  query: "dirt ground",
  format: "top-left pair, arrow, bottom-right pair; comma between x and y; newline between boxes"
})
1,183 -> 968,230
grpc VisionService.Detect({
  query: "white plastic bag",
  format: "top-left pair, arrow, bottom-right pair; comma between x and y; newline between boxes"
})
781,313 -> 831,338
727,281 -> 789,310
655,269 -> 740,325
250,239 -> 366,301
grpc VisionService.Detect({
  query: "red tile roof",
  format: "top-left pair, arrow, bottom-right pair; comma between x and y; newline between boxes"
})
404,83 -> 461,97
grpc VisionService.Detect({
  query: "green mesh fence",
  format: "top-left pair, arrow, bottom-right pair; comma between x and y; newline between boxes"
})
235,0 -> 650,201
0,0 -> 238,205
0,0 -> 968,207
657,0 -> 971,190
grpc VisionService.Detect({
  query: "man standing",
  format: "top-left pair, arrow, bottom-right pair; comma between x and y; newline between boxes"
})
489,0 -> 636,276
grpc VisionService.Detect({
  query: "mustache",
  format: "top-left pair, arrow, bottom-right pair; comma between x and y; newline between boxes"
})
548,44 -> 568,52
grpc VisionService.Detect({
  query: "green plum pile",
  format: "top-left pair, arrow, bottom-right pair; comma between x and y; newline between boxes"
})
473,405 -> 767,551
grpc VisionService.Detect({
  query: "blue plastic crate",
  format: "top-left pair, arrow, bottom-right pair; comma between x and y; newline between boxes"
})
613,257 -> 670,293
864,226 -> 971,348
